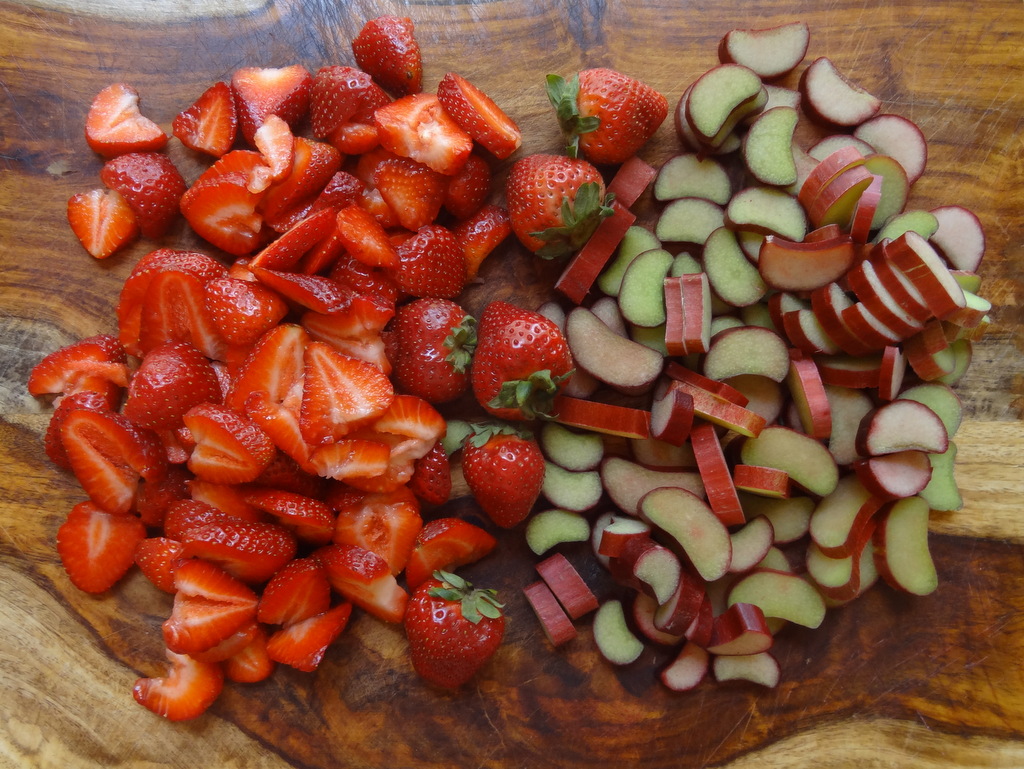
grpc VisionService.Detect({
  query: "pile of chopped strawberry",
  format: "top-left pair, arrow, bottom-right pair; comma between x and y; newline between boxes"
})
36,15 -> 533,720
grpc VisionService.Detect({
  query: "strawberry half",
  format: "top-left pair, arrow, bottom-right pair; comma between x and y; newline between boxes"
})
224,323 -> 309,412
351,16 -> 422,96
172,81 -> 238,157
404,517 -> 497,589
66,187 -> 139,259
375,93 -> 473,176
443,152 -> 492,220
133,649 -> 224,721
43,390 -> 115,469
452,203 -> 512,280
436,72 -> 522,160
315,543 -> 409,623
223,625 -> 275,683
244,488 -> 336,546
310,65 -> 384,138
60,409 -> 167,515
203,275 -> 289,348
266,603 -> 353,672
374,156 -> 447,231
162,558 -> 259,654
28,333 -> 129,402
84,83 -> 167,158
231,65 -> 313,145
180,171 -> 266,256
257,556 -> 332,626
99,151 -> 187,238
56,500 -> 147,593
406,441 -> 453,506
122,341 -> 222,430
179,518 -> 297,584
299,341 -> 395,446
332,204 -> 400,270
133,536 -> 186,593
137,269 -> 228,361
330,485 -> 423,575
260,137 -> 342,225
182,403 -> 276,484
394,224 -> 467,300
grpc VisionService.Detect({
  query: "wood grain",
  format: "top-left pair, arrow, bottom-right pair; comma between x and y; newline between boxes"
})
1,1 -> 1022,767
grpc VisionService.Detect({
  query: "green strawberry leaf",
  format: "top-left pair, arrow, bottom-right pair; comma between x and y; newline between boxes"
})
529,181 -> 616,260
487,368 -> 574,419
545,73 -> 601,159
443,314 -> 477,373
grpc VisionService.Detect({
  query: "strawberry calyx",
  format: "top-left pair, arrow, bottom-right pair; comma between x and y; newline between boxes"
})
443,314 -> 477,374
486,368 -> 573,420
545,74 -> 601,160
464,420 -> 531,448
428,570 -> 503,625
529,181 -> 615,260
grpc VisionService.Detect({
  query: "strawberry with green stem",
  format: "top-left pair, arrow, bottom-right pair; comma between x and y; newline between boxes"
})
461,421 -> 546,529
505,153 -> 613,259
470,300 -> 573,421
404,570 -> 505,688
546,68 -> 668,165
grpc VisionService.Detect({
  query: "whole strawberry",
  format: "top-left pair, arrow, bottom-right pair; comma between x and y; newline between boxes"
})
547,69 -> 668,165
471,300 -> 573,421
461,423 -> 545,528
385,298 -> 476,404
404,570 -> 504,688
505,153 -> 613,259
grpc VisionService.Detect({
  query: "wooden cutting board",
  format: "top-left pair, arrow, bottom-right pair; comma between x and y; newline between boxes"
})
1,1 -> 1022,767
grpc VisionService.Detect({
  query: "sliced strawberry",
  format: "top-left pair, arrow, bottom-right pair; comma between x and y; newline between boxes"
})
299,341 -> 395,446
253,114 -> 295,183
243,488 -> 335,545
43,390 -> 115,469
248,206 -> 337,271
452,203 -> 512,280
225,323 -> 309,411
369,394 -> 446,468
395,224 -> 468,299
99,152 -> 187,238
123,341 -> 222,430
266,602 -> 353,672
329,121 -> 384,155
231,65 -> 313,145
137,269 -> 228,361
404,517 -> 498,589
133,649 -> 224,721
173,81 -> 237,157
28,333 -> 129,402
117,249 -> 228,356
56,500 -> 146,593
257,556 -> 332,626
188,621 -> 261,663
179,518 -> 297,584
133,536 -> 186,593
315,543 -> 408,623
436,72 -> 522,159
223,625 -> 275,683
135,464 -> 191,527
66,187 -> 139,259
358,186 -> 400,229
301,310 -> 392,373
182,403 -> 276,484
251,268 -> 351,314
84,83 -> 167,158
307,437 -> 392,482
163,499 -> 240,540
251,452 -> 326,498
268,170 -> 367,237
406,441 -> 452,506
332,204 -> 400,270
310,65 -> 380,138
60,409 -> 167,515
203,276 -> 289,348
374,157 -> 447,231
259,137 -> 342,224
180,171 -> 266,256
162,558 -> 259,654
443,152 -> 492,220
198,148 -> 273,193
187,480 -> 265,522
329,252 -> 399,306
351,16 -> 422,96
330,486 -> 422,575
374,93 -> 473,176
244,391 -> 315,472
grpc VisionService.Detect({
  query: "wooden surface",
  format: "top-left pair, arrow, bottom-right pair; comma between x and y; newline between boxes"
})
1,0 -> 1023,767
